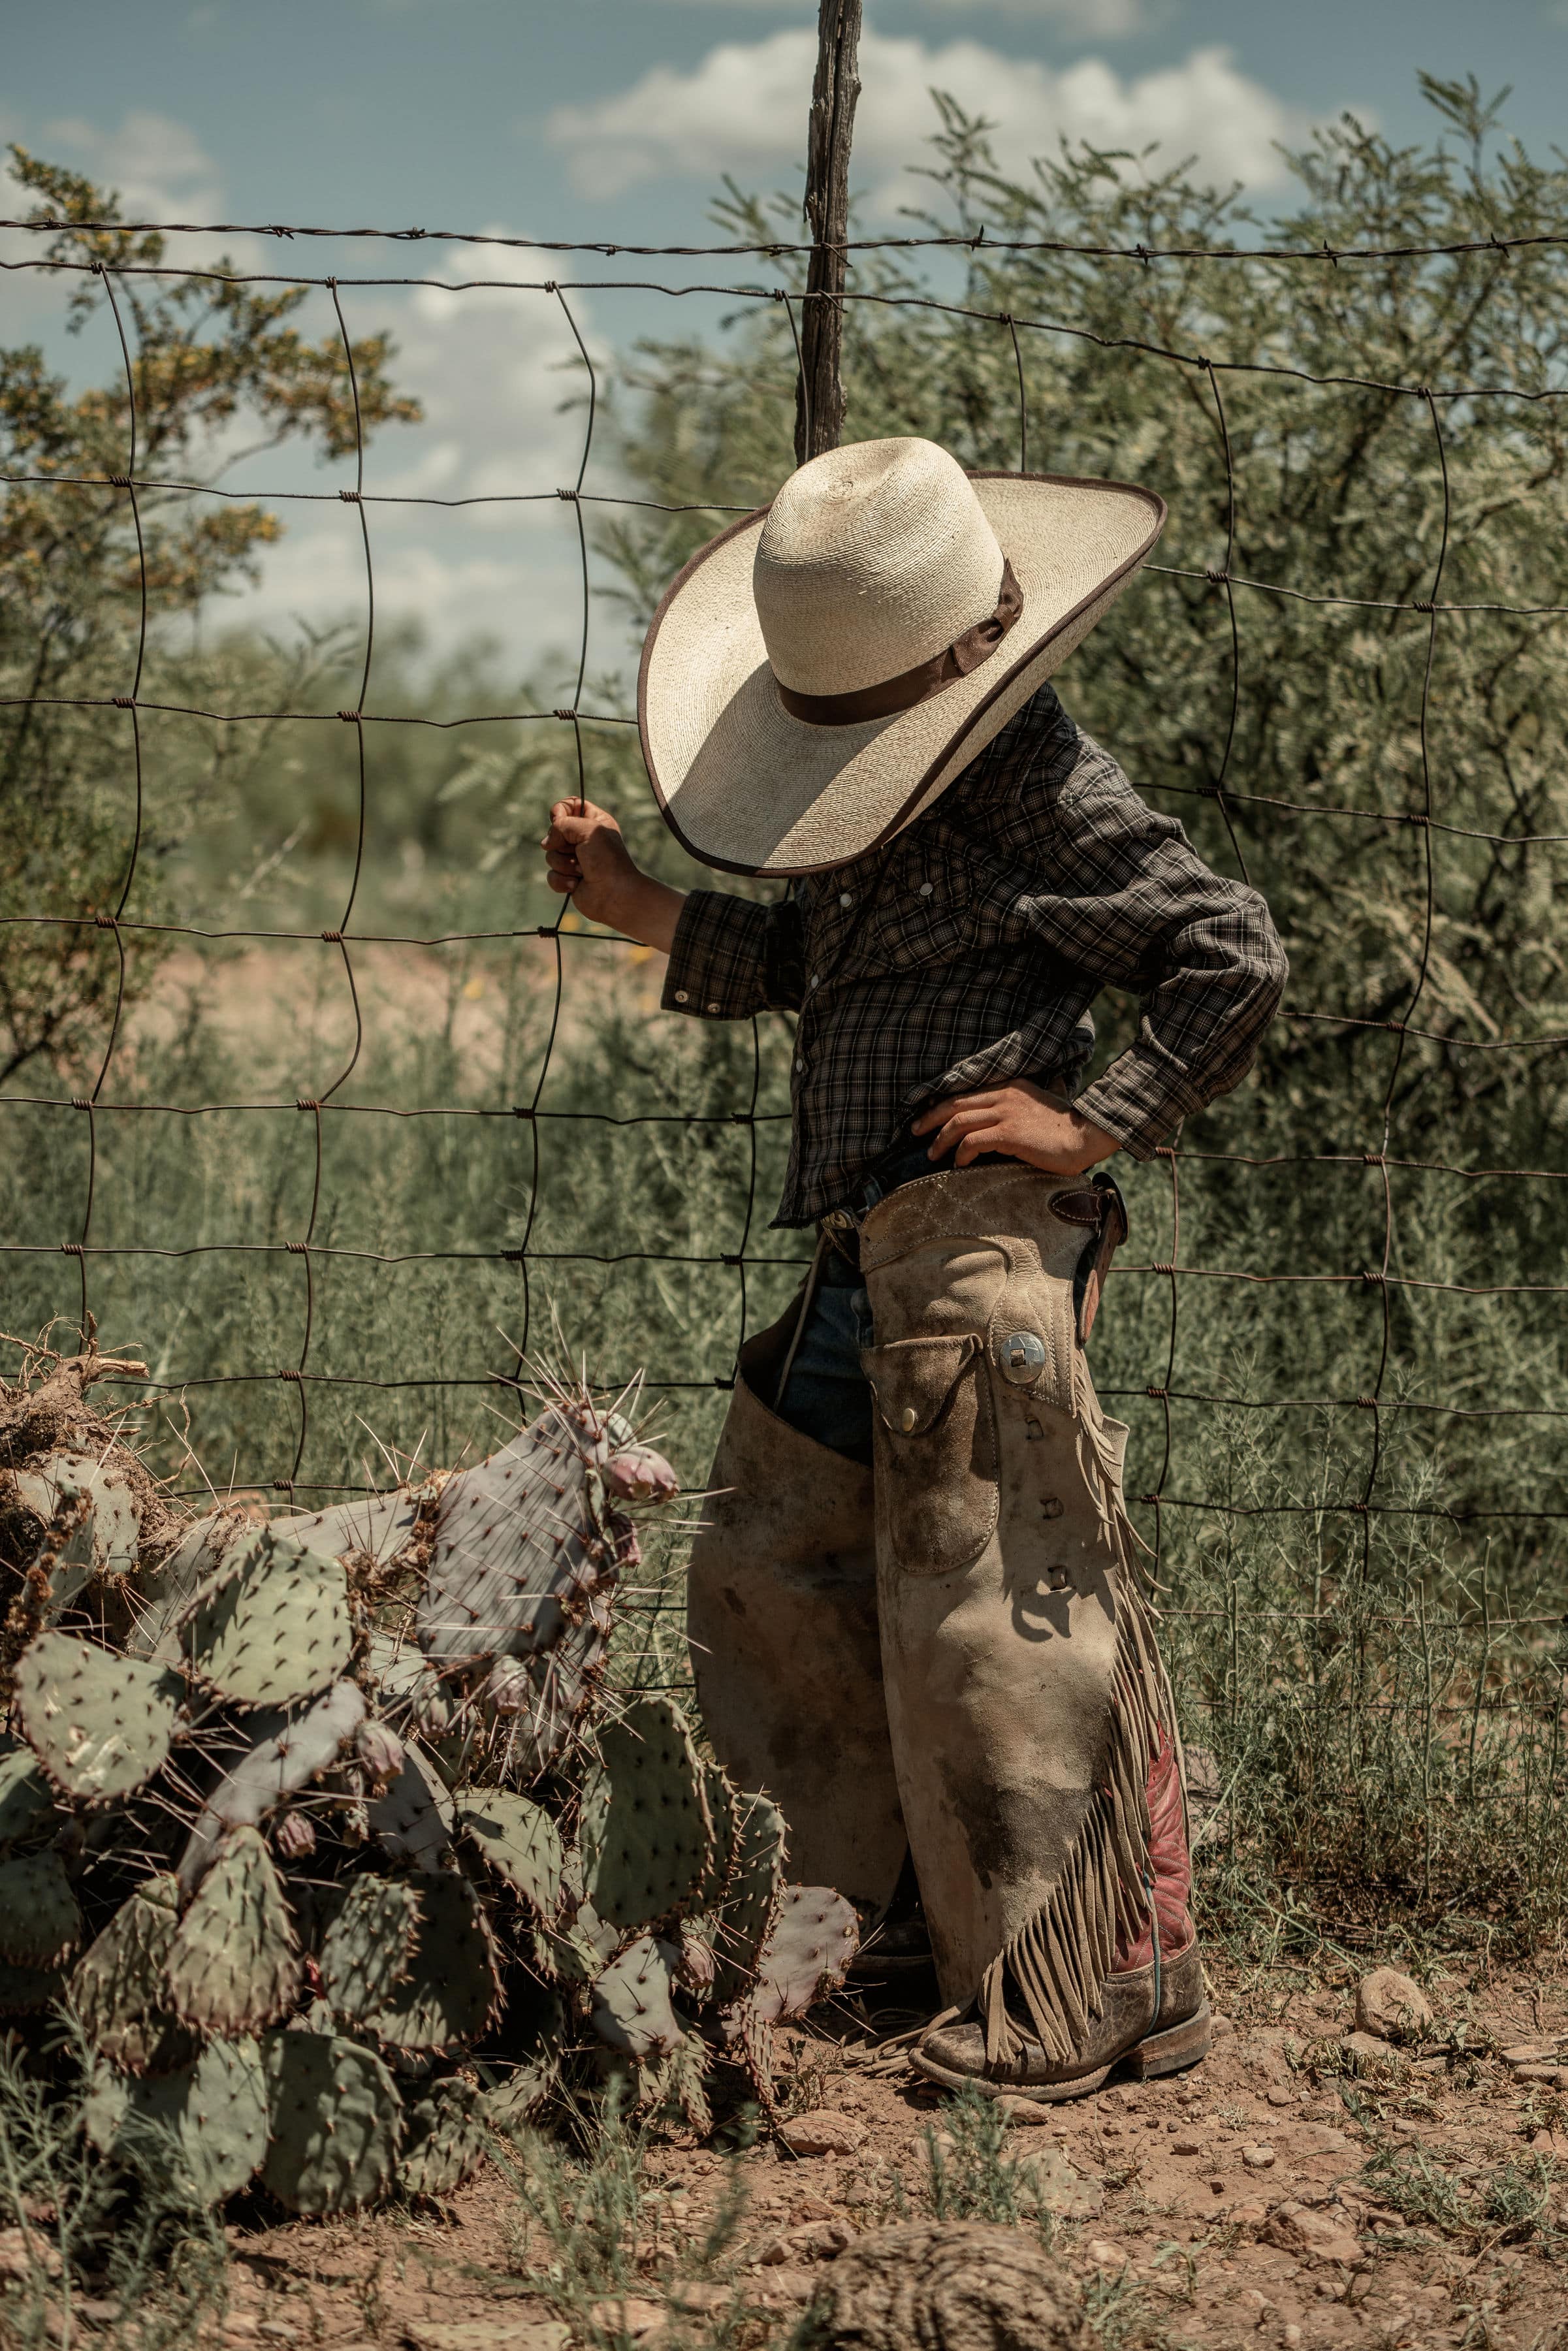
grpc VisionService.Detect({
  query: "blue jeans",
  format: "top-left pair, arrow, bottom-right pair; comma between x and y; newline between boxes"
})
775,1138 -> 1011,1464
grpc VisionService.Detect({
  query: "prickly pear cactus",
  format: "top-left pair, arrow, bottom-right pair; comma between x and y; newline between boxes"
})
459,1789 -> 564,1916
86,2035 -> 269,2207
14,1632 -> 180,1802
746,1886 -> 860,2024
261,2028 -> 404,2215
400,2076 -> 488,2198
0,1847 -> 81,1970
0,1742 -> 54,1846
319,1877 -> 419,2023
178,1680 -> 368,1891
181,1527 -> 351,1708
709,1787 -> 787,2009
71,1872 -> 196,2075
358,1874 -> 501,2054
417,1413 -> 603,1669
579,1697 -> 712,1933
590,1936 -> 684,2060
164,1825 -> 302,2037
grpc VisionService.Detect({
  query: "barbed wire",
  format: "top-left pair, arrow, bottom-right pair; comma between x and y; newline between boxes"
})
3,210 -> 1566,1740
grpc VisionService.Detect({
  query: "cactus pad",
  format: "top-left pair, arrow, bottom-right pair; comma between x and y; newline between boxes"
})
367,1742 -> 454,1871
261,2028 -> 403,2214
165,1827 -> 302,2036
709,1788 -> 786,2009
71,1872 -> 197,2075
359,1873 -> 501,2053
399,2076 -> 488,2198
746,1885 -> 859,2023
91,2036 -> 269,2207
0,1847 -> 81,1970
0,1743 -> 56,1849
319,1876 -> 419,2023
458,1789 -> 564,1915
589,1936 -> 683,2060
178,1680 -> 366,1891
180,1527 -> 351,1708
417,1413 -> 606,1667
277,1490 -> 420,1570
578,1698 -> 712,1934
13,1632 -> 181,1803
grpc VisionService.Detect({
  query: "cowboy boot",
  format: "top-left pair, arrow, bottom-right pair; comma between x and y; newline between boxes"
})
850,1162 -> 1209,2100
685,1298 -> 908,1917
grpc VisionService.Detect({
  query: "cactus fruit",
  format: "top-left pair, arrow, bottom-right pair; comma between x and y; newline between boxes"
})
745,1886 -> 859,2024
177,1680 -> 368,1891
70,1872 -> 197,2075
0,1743 -> 54,1847
399,2077 -> 488,2198
578,1697 -> 712,1933
319,1877 -> 419,2023
88,2036 -> 269,2207
165,1826 -> 302,2037
589,1936 -> 683,2060
0,1847 -> 82,1970
261,2028 -> 404,2215
180,1527 -> 351,1709
13,1632 -> 181,1802
355,1719 -> 405,1785
458,1789 -> 564,1917
709,1788 -> 786,2009
601,1445 -> 680,1505
359,1873 -> 501,2054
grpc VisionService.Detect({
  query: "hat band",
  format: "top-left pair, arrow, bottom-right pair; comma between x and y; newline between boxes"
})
774,557 -> 1023,729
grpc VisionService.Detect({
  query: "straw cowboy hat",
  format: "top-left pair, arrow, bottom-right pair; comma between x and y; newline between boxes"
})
637,436 -> 1164,878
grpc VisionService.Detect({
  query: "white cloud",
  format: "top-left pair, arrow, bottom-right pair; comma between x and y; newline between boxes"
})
37,108 -> 225,221
548,29 -> 1305,206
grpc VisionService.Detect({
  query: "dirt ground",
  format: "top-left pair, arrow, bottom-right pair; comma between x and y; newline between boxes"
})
214,1959 -> 1568,2351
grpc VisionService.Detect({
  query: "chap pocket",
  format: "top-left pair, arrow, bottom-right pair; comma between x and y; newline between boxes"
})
861,1334 -> 999,1578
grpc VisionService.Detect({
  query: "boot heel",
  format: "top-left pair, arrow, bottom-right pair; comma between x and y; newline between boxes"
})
1123,2002 -> 1211,2081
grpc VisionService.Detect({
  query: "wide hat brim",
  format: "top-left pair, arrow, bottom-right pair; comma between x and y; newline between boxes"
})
637,469 -> 1165,878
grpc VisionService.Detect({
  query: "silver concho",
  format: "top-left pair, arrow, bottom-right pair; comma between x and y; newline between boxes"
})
997,1330 -> 1047,1384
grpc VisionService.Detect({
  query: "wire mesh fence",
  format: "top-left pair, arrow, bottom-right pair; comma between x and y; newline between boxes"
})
5,176 -> 1568,1943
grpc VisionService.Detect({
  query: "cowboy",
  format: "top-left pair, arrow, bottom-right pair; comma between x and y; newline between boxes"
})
541,438 -> 1286,2102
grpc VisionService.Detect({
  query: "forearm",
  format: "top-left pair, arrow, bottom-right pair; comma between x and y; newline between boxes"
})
595,869 -> 687,956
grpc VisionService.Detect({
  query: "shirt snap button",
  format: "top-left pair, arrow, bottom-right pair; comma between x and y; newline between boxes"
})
839,891 -> 853,908
673,989 -> 689,1004
795,1059 -> 805,1074
705,1001 -> 720,1013
899,1406 -> 918,1433
918,882 -> 934,897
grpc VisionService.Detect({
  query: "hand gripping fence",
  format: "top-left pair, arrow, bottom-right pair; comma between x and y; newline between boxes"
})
5,208 -> 1568,1920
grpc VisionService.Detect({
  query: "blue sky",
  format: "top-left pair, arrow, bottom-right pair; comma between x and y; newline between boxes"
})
5,0 -> 1566,670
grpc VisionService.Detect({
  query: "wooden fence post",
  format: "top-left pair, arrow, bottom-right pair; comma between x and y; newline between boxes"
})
794,0 -> 863,467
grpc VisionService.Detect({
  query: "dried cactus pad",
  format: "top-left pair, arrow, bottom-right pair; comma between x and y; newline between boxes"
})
165,1825 -> 301,2038
13,1631 -> 181,1803
178,1680 -> 367,1893
710,1787 -> 786,2009
459,1789 -> 564,1916
262,2028 -> 404,2215
70,1872 -> 193,2075
181,1526 -> 351,1708
359,1873 -> 501,2054
746,1885 -> 859,2023
590,1935 -> 684,2060
579,1697 -> 712,1933
0,1847 -> 81,1970
320,1876 -> 419,2023
417,1413 -> 602,1667
400,2076 -> 488,2198
90,2036 -> 269,2207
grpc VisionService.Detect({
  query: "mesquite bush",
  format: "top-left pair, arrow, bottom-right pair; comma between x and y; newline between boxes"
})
0,1346 -> 857,2215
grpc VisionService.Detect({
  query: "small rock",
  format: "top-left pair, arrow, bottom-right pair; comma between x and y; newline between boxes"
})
1343,2029 -> 1403,2068
1025,2147 -> 1104,2220
1228,2200 -> 1270,2227
404,2327 -> 569,2351
666,2284 -> 728,2317
1241,2288 -> 1273,2322
587,2299 -> 665,2343
1241,2145 -> 1276,2170
753,2267 -> 816,2310
73,2303 -> 123,2329
1499,2041 -> 1559,2068
1266,2087 -> 1296,2107
1512,2063 -> 1563,2085
0,2229 -> 61,2282
792,2194 -> 839,2221
1171,2134 -> 1206,2156
1264,2201 -> 1366,2268
1528,2127 -> 1568,2156
758,2221 -> 854,2265
999,2095 -> 1056,2126
1283,2327 -> 1303,2348
1084,2239 -> 1128,2267
779,2108 -> 865,2158
1212,2011 -> 1236,2038
1354,1968 -> 1433,2043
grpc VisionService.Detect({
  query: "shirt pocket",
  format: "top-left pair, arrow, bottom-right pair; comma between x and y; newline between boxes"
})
860,1333 -> 999,1578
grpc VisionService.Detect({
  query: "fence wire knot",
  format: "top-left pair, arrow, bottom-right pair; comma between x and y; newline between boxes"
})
296,1097 -> 321,1113
286,1241 -> 309,1255
554,707 -> 577,722
337,709 -> 361,724
93,913 -> 116,929
556,487 -> 578,502
70,1097 -> 90,1112
1146,1384 -> 1170,1399
1362,1270 -> 1388,1285
338,488 -> 361,502
278,1369 -> 303,1383
112,694 -> 134,709
59,1241 -> 84,1256
320,929 -> 344,944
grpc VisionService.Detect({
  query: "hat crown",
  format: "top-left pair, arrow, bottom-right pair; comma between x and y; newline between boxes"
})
754,437 -> 1006,697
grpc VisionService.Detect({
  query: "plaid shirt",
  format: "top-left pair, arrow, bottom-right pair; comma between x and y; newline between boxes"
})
661,684 -> 1287,1228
